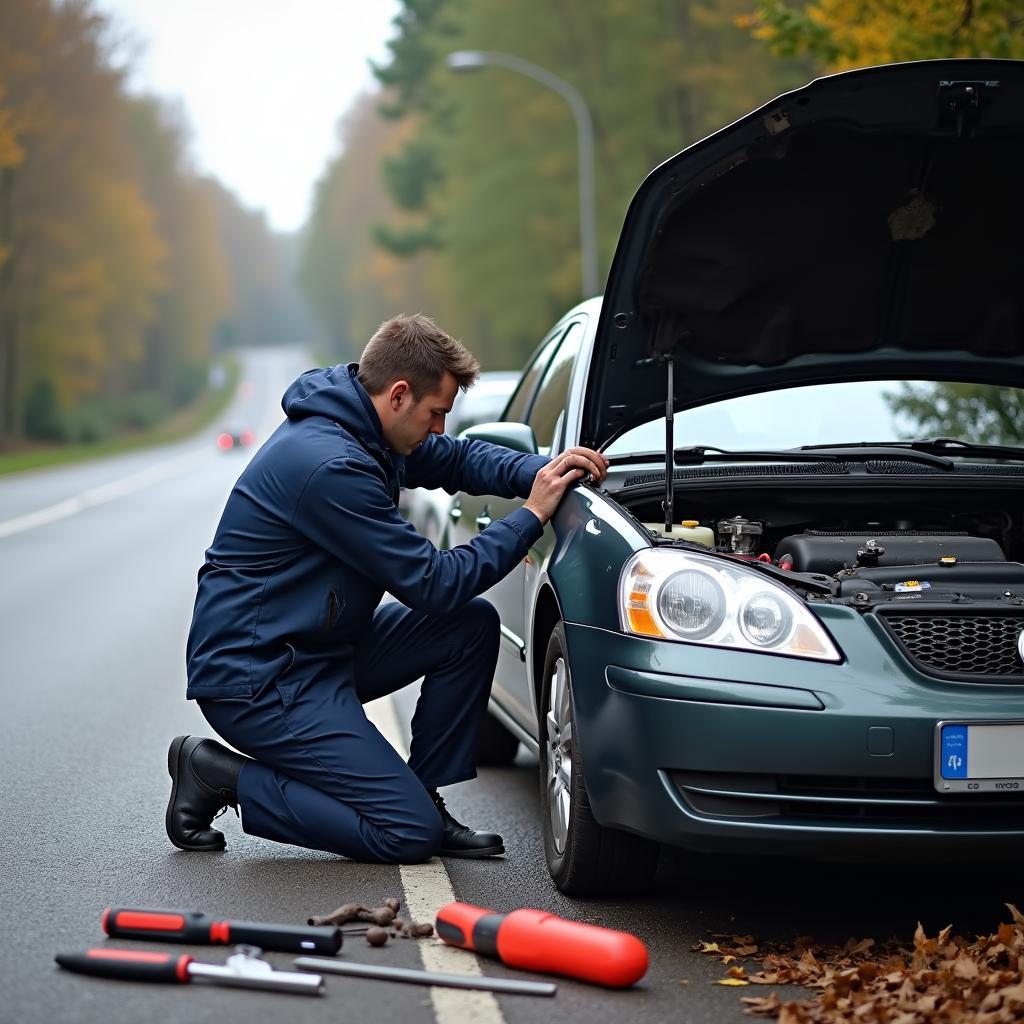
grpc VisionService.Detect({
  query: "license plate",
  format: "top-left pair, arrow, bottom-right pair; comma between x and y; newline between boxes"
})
934,721 -> 1024,793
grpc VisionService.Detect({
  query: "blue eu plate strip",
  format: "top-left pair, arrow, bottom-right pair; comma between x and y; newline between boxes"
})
941,724 -> 969,779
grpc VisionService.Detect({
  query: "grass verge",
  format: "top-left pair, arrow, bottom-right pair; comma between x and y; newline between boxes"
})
0,358 -> 242,477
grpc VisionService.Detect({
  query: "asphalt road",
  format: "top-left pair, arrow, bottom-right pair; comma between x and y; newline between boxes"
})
1,346 -> 1020,1024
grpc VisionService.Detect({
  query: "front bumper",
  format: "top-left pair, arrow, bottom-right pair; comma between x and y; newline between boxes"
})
564,604 -> 1024,859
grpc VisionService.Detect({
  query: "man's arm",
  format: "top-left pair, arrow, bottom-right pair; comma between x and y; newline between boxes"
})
294,446 -> 607,615
403,432 -> 548,500
294,454 -> 543,614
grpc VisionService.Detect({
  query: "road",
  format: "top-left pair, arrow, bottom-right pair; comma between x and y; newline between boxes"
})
1,346 -> 1019,1024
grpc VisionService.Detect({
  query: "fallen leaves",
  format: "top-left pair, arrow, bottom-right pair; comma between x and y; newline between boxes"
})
695,903 -> 1024,1023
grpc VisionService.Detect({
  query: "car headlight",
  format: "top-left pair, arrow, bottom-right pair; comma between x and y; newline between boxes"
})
619,550 -> 840,661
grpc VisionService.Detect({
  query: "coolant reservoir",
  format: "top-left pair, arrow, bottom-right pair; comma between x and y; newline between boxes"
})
642,519 -> 715,548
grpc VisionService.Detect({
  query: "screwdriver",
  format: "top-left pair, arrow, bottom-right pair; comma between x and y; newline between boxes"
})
103,908 -> 342,955
435,902 -> 648,988
56,946 -> 324,995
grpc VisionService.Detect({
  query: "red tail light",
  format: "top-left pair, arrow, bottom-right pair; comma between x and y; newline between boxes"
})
217,433 -> 233,450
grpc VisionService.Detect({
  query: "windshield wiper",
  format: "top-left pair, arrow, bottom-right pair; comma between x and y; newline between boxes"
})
673,444 -> 954,469
799,437 -> 1024,463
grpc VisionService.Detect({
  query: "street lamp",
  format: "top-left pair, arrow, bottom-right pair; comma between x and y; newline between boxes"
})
446,50 -> 599,300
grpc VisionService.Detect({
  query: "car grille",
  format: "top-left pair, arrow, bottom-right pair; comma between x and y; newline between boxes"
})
671,770 -> 1024,829
880,612 -> 1024,680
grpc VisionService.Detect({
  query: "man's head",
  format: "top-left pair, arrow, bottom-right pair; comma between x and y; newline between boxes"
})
358,314 -> 480,455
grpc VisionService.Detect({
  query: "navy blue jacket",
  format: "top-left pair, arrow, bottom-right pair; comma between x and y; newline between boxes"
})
186,364 -> 548,701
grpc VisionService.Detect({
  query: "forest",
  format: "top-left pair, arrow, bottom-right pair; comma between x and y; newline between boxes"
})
0,0 -> 305,448
300,0 -> 1022,378
2,1 -> 1022,452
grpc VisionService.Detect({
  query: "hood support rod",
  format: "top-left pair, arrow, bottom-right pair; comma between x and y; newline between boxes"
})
662,355 -> 674,532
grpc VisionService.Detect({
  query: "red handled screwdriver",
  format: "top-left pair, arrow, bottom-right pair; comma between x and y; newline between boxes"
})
435,902 -> 649,988
103,908 -> 342,955
56,946 -> 324,995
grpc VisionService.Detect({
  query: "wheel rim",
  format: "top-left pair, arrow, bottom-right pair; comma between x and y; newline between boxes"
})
545,655 -> 573,855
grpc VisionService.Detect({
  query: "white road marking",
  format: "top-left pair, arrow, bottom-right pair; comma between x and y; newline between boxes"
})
363,696 -> 506,1024
0,451 -> 199,539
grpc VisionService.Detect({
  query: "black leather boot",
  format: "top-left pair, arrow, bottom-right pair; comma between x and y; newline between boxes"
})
166,735 -> 246,851
431,791 -> 504,858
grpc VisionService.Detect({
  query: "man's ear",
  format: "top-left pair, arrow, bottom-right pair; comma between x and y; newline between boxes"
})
389,380 -> 412,409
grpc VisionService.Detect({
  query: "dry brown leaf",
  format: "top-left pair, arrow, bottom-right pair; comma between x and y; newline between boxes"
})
724,908 -> 1024,1023
728,965 -> 749,979
698,941 -> 722,954
741,992 -> 782,1015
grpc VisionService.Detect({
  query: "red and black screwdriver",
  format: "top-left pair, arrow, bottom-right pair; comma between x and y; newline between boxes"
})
103,908 -> 342,956
435,902 -> 649,988
56,946 -> 324,995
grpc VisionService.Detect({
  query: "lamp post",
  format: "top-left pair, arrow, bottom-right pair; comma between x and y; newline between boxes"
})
446,50 -> 599,300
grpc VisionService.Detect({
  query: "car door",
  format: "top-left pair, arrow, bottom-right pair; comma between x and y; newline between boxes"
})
448,323 -> 576,721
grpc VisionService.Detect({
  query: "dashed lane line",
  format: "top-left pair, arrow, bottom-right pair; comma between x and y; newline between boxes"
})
0,451 -> 200,539
363,695 -> 506,1024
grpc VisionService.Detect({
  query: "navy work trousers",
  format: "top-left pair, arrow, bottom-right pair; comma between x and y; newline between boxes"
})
198,597 -> 499,863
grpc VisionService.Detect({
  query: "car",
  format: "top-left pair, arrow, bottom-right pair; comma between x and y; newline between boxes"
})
217,427 -> 256,451
447,58 -> 1024,895
402,371 -> 519,545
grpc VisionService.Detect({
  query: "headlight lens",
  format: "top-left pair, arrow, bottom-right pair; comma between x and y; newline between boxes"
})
619,550 -> 840,661
657,570 -> 726,639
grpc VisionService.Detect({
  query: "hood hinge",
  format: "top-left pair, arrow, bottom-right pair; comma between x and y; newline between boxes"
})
937,78 -> 998,137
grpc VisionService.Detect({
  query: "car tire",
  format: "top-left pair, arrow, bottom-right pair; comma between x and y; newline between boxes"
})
538,622 -> 660,896
476,711 -> 521,766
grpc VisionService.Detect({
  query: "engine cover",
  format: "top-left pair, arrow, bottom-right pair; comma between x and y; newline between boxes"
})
774,531 -> 1005,575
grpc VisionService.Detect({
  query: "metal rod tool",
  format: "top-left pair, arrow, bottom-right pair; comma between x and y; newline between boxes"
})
293,956 -> 557,996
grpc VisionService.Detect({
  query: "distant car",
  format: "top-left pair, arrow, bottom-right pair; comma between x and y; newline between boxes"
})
401,371 -> 519,545
447,59 -> 1024,896
217,428 -> 255,451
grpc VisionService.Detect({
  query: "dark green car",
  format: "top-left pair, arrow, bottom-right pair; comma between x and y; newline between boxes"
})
447,59 -> 1024,895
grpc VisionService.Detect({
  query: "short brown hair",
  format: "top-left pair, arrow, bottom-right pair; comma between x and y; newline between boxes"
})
357,314 -> 480,398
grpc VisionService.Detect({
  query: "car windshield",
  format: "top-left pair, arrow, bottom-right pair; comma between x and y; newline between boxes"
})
605,380 -> 1024,456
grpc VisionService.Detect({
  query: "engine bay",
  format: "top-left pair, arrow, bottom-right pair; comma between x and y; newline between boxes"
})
613,477 -> 1024,609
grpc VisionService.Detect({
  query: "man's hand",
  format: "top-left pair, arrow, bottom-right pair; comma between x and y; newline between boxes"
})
523,446 -> 609,525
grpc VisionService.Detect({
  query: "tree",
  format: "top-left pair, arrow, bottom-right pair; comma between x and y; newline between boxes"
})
888,383 -> 1024,445
343,0 -> 810,369
741,0 -> 1024,71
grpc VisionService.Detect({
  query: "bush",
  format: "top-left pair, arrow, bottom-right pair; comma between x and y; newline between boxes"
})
173,363 -> 206,407
65,401 -> 113,443
24,379 -> 66,440
114,390 -> 167,429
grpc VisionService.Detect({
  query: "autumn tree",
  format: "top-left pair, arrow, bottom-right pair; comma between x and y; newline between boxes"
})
350,0 -> 810,369
742,0 -> 1024,69
0,0 -> 305,448
300,92 -> 436,362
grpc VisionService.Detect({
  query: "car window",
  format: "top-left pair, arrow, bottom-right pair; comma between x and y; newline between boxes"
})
527,322 -> 583,451
503,327 -> 567,424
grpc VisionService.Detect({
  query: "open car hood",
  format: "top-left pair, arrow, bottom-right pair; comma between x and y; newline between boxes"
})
582,59 -> 1024,451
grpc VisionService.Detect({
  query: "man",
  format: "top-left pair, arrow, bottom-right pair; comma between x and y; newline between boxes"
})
167,314 -> 607,863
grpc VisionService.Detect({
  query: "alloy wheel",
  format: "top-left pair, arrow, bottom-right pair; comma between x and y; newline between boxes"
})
545,655 -> 573,854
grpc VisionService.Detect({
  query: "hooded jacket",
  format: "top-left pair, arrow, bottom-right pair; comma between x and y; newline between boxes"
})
186,364 -> 548,701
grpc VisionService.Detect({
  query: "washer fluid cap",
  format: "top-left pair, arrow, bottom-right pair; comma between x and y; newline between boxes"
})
681,520 -> 699,528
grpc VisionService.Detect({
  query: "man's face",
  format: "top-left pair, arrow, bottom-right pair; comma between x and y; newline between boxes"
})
387,371 -> 460,455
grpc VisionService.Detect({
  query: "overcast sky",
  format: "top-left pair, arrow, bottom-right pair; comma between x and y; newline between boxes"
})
97,0 -> 399,233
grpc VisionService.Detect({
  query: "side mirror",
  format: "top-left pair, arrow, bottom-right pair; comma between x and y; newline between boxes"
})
461,421 -> 538,455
